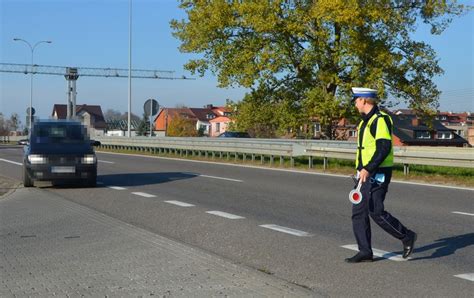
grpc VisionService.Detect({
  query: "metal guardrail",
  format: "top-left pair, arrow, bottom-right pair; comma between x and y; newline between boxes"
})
93,136 -> 474,172
3,135 -> 472,172
0,136 -> 11,143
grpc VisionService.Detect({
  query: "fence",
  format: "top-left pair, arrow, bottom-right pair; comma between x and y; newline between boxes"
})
3,135 -> 472,173
93,136 -> 474,174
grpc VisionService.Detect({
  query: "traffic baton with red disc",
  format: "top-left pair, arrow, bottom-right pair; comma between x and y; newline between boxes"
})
349,180 -> 363,204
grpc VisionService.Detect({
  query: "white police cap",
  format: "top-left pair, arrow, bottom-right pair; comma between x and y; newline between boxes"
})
351,87 -> 378,100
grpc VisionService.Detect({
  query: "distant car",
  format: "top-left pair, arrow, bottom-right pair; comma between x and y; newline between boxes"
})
22,120 -> 99,187
17,139 -> 29,145
218,131 -> 251,138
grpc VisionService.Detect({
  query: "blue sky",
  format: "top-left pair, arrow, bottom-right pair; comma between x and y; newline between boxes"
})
1,0 -> 473,125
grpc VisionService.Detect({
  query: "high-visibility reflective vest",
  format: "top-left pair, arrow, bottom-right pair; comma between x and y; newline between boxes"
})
356,111 -> 394,169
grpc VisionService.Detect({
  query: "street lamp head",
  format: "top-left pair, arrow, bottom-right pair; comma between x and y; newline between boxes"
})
13,38 -> 20,41
46,41 -> 52,44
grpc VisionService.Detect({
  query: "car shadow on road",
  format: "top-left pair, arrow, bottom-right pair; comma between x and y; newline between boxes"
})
408,232 -> 474,260
97,172 -> 198,187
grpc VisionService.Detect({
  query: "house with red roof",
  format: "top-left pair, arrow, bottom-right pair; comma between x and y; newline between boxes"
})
208,105 -> 233,137
154,104 -> 219,136
51,104 -> 106,136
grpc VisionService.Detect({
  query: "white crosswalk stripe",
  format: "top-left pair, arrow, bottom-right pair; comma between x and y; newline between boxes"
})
259,224 -> 312,237
108,186 -> 127,190
132,192 -> 156,198
341,244 -> 410,261
454,273 -> 474,282
206,211 -> 245,219
164,200 -> 195,207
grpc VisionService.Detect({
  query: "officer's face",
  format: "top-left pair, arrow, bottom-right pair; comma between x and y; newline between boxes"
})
354,97 -> 364,113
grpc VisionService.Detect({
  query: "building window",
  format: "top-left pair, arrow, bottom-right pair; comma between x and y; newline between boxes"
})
314,123 -> 321,133
349,130 -> 357,138
436,131 -> 453,139
215,123 -> 220,132
206,114 -> 215,119
415,131 -> 431,139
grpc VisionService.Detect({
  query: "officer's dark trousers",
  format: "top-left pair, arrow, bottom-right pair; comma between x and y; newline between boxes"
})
352,168 -> 409,255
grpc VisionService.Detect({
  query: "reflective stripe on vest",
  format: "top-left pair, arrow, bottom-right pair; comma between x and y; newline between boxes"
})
356,111 -> 394,169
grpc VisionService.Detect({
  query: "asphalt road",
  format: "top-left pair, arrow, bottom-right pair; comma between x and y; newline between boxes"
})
1,145 -> 473,296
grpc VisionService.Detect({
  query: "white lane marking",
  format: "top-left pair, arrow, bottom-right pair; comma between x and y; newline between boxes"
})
199,175 -> 243,182
132,192 -> 156,198
454,273 -> 474,282
452,211 -> 474,217
259,224 -> 312,237
98,160 -> 115,164
164,200 -> 195,207
108,186 -> 126,190
98,151 -> 474,191
206,211 -> 245,219
341,244 -> 410,261
182,172 -> 243,183
0,158 -> 22,166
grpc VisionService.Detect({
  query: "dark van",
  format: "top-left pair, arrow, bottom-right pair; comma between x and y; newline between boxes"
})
23,120 -> 99,187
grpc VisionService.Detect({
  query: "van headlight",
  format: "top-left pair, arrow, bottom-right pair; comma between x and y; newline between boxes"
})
28,154 -> 47,164
81,155 -> 96,164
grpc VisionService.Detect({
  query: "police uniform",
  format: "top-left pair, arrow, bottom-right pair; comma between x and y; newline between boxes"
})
347,87 -> 416,263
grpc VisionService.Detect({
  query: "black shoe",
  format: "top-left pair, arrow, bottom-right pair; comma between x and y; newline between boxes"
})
402,231 -> 417,259
345,253 -> 373,263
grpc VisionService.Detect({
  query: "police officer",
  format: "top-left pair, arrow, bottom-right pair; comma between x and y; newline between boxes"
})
345,87 -> 417,263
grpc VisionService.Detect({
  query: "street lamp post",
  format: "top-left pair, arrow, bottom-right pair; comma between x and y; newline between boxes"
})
128,0 -> 133,138
13,38 -> 52,133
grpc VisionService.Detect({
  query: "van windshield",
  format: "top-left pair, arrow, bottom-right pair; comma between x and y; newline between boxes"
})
31,124 -> 88,144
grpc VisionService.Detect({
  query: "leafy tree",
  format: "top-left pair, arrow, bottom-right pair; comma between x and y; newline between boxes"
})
0,113 -> 8,136
166,114 -> 198,137
9,113 -> 20,132
136,113 -> 155,136
104,109 -> 140,122
104,109 -> 123,121
172,0 -> 469,138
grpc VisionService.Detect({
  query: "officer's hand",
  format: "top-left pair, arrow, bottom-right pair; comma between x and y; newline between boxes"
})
359,169 -> 370,183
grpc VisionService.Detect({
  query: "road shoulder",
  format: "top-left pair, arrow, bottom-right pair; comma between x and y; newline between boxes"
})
0,187 -> 313,296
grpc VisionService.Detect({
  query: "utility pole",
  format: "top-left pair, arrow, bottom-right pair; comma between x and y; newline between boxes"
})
128,0 -> 133,137
65,67 -> 79,119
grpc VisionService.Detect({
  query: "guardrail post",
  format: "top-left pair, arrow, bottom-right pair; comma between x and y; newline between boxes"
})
323,157 -> 328,170
227,152 -> 230,160
290,157 -> 295,167
308,156 -> 313,169
260,155 -> 264,164
251,154 -> 255,162
220,152 -> 223,159
270,155 -> 274,166
280,156 -> 284,166
234,153 -> 238,162
404,164 -> 410,175
243,153 -> 246,162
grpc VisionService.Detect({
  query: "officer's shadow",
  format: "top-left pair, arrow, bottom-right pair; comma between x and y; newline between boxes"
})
409,232 -> 474,260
